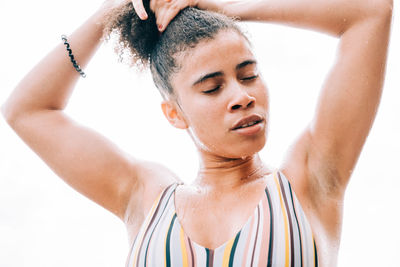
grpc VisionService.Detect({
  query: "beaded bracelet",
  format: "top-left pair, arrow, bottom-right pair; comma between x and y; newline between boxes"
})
61,35 -> 86,78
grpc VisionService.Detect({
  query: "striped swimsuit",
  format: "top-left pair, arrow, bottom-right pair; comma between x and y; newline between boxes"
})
126,170 -> 318,267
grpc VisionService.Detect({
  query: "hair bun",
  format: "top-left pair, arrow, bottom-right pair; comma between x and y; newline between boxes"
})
103,0 -> 159,67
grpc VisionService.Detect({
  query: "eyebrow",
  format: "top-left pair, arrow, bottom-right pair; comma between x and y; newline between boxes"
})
192,71 -> 224,87
191,60 -> 257,87
236,60 -> 257,70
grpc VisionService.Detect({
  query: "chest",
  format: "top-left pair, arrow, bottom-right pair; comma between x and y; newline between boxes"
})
127,172 -> 318,266
174,181 -> 268,250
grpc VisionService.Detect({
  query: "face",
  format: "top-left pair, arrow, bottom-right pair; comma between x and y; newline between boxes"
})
164,30 -> 269,159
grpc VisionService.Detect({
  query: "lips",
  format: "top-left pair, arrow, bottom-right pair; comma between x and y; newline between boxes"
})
231,114 -> 264,130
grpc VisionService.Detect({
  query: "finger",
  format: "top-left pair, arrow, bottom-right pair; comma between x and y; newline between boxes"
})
149,0 -> 158,13
155,8 -> 167,31
157,3 -> 181,31
131,0 -> 148,20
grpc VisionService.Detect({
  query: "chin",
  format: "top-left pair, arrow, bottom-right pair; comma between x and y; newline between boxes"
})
192,128 -> 268,159
219,137 -> 267,159
238,141 -> 266,158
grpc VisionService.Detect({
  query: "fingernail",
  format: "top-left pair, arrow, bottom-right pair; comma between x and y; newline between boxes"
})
158,24 -> 163,31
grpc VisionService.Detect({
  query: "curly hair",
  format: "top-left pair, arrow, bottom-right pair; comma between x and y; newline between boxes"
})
103,1 -> 244,98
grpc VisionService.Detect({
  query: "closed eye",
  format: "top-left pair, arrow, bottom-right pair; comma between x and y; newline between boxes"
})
202,85 -> 221,94
241,74 -> 259,81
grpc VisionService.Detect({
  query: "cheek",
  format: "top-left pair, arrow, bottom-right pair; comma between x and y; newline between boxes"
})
261,91 -> 269,109
183,98 -> 227,143
258,80 -> 270,105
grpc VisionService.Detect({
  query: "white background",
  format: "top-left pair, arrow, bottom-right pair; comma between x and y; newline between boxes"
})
0,0 -> 399,266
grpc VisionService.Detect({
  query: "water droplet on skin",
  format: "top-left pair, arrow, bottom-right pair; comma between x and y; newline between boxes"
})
241,155 -> 250,161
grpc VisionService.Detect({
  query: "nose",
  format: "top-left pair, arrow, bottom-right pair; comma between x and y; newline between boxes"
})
227,84 -> 256,112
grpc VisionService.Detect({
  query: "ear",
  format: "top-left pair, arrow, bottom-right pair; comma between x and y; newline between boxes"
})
161,100 -> 188,129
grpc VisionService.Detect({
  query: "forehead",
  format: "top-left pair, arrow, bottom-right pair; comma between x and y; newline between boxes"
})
171,30 -> 255,86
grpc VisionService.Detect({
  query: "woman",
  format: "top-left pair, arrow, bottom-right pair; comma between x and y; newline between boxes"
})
1,0 -> 393,266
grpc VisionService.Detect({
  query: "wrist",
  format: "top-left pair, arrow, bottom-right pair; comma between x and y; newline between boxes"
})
197,0 -> 248,20
197,0 -> 224,14
82,8 -> 111,41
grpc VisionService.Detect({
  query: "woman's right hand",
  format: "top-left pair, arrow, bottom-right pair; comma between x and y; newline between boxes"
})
131,0 -> 220,31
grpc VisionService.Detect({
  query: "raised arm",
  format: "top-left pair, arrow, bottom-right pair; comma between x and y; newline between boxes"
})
1,1 -> 177,223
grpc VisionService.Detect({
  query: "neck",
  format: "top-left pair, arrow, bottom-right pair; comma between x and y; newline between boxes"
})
194,152 -> 272,191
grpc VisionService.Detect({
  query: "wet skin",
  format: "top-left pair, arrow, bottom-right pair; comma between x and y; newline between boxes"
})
160,29 -> 273,249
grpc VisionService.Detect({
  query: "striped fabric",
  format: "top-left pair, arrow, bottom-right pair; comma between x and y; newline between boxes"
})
126,170 -> 318,267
